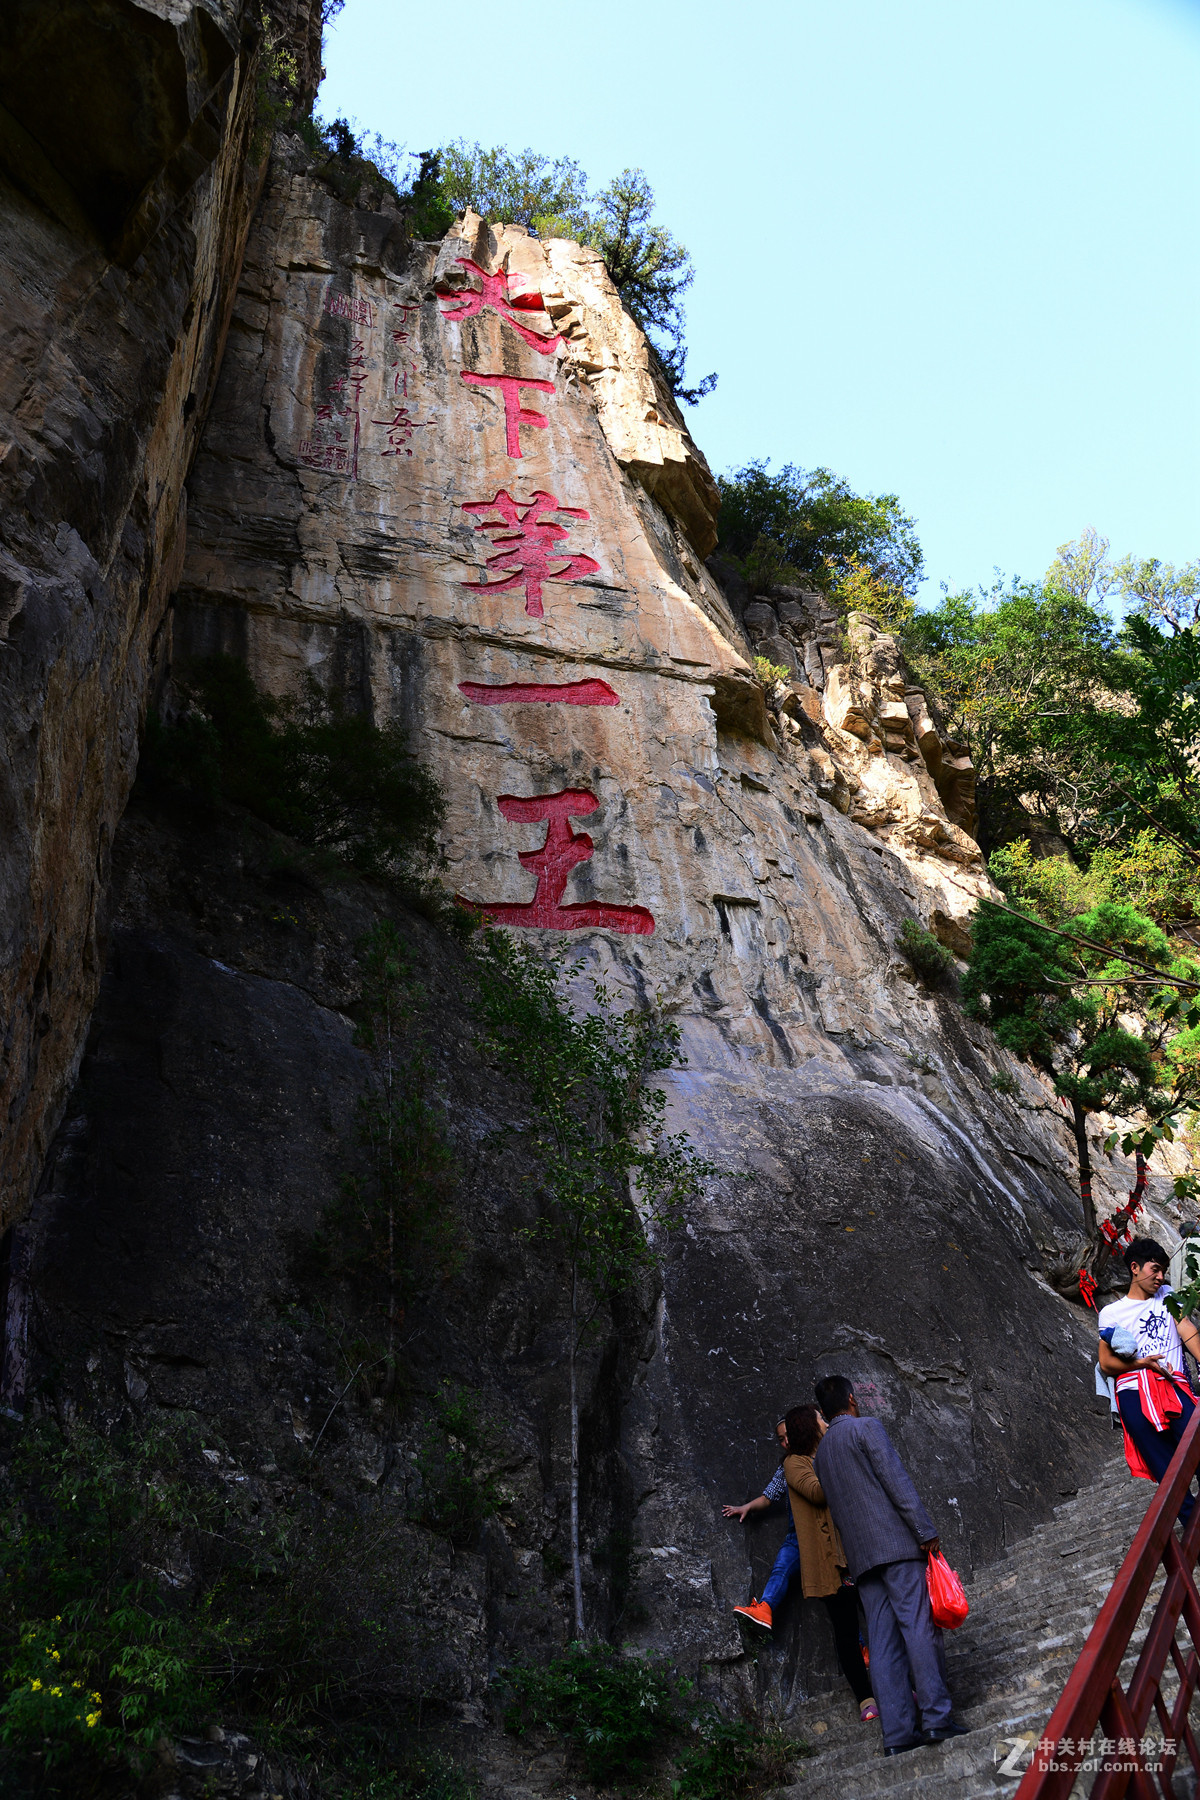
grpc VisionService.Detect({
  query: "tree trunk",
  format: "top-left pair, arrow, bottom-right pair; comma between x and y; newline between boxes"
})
569,1265 -> 584,1639
1071,1099 -> 1096,1234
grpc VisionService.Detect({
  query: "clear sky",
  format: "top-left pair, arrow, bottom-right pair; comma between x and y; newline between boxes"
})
318,0 -> 1200,605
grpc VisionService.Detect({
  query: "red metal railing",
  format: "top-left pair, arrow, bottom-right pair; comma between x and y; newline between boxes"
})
1016,1403 -> 1200,1799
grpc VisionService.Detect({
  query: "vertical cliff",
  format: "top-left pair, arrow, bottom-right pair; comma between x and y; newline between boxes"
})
0,0 -> 322,1228
154,151 -> 1172,1695
2,109 -> 1186,1759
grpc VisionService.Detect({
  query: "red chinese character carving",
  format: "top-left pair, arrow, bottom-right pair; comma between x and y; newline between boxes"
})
372,403 -> 428,456
438,257 -> 561,354
460,490 -> 599,618
458,679 -> 620,706
303,337 -> 371,477
326,291 -> 375,327
460,371 -> 554,458
458,789 -> 654,935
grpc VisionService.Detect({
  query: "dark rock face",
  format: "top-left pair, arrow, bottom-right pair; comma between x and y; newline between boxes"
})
12,792 -> 1115,1728
626,1077 -> 1109,1704
0,0 -> 322,1231
16,797 -> 647,1716
0,24 -> 1146,1753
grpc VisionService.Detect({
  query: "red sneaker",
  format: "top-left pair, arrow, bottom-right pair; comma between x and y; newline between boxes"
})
733,1600 -> 773,1631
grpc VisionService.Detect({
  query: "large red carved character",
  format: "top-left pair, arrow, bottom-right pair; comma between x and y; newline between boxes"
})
459,679 -> 620,706
461,490 -> 600,617
460,371 -> 554,458
459,789 -> 654,935
438,257 -> 561,355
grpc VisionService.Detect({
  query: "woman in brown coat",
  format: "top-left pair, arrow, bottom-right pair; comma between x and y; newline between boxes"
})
783,1404 -> 877,1721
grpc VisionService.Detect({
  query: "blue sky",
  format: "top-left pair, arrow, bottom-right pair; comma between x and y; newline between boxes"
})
318,0 -> 1200,605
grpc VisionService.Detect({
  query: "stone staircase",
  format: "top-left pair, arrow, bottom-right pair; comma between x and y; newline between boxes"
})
769,1454 -> 1193,1800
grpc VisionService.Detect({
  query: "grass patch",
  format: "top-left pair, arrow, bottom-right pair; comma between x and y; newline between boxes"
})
499,1641 -> 802,1793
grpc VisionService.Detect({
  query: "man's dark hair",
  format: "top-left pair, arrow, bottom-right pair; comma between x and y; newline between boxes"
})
814,1374 -> 855,1419
784,1404 -> 822,1457
1126,1236 -> 1171,1271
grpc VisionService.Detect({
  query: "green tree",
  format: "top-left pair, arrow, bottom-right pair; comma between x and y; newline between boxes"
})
429,145 -> 714,402
715,460 -> 923,603
472,932 -> 716,1635
964,897 -> 1198,1288
436,140 -> 593,237
903,578 -> 1120,852
586,169 -> 715,402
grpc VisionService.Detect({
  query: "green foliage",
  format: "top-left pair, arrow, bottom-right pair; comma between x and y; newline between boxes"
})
428,145 -> 714,401
903,531 -> 1200,864
903,577 -> 1121,852
962,896 -> 1200,1234
471,930 -> 716,1630
437,140 -> 593,237
501,1644 -> 799,1794
0,1419 -> 228,1786
990,834 -> 1198,931
386,1750 -> 478,1800
586,169 -> 716,402
502,1641 -> 680,1783
472,932 -> 715,1310
252,6 -> 302,160
142,656 -> 445,888
1094,611 -> 1200,855
0,1415 -> 479,1794
324,923 -> 459,1383
829,555 -> 916,631
898,919 -> 957,989
672,1714 -> 800,1800
963,898 -> 1170,1091
716,461 -> 923,601
411,1383 -> 501,1547
752,655 -> 791,690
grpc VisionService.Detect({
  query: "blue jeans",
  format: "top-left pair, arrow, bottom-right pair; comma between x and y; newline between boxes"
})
762,1525 -> 800,1608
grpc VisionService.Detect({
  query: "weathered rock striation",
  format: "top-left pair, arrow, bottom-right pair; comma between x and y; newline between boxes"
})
0,0 -> 322,1227
155,156 -> 1184,1699
3,110 -> 1191,1735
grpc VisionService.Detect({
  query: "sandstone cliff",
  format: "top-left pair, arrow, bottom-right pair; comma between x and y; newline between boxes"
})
161,152 -> 1181,1691
2,110 -> 1190,1755
0,0 -> 322,1228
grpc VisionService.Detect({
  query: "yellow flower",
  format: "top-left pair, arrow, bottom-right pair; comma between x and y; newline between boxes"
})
50,1686 -> 62,1698
49,1650 -> 60,1662
29,1679 -> 42,1692
85,1711 -> 101,1728
90,1692 -> 101,1705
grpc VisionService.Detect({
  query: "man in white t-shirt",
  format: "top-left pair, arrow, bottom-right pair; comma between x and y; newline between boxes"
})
1098,1236 -> 1200,1521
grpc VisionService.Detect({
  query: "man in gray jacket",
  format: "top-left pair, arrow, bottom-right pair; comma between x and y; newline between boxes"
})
813,1374 -> 964,1755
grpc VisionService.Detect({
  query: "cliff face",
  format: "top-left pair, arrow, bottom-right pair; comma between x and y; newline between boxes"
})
3,116 -> 1180,1734
151,156 -> 1157,1695
0,0 -> 322,1228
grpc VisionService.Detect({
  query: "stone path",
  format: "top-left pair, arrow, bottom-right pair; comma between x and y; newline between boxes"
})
769,1453 -> 1197,1799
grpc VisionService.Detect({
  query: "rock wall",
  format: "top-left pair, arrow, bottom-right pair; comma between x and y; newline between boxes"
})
0,0 -> 322,1228
4,118 -> 1191,1730
157,152 -> 1185,1701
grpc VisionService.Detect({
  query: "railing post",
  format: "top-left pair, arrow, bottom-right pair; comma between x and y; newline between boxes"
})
1015,1402 -> 1200,1799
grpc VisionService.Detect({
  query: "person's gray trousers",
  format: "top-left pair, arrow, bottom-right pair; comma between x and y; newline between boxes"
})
856,1557 -> 955,1747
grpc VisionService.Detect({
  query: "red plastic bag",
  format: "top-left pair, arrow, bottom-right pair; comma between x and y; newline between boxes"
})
926,1550 -> 969,1629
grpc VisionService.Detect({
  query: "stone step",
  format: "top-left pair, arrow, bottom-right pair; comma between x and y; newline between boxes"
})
767,1454 -> 1180,1800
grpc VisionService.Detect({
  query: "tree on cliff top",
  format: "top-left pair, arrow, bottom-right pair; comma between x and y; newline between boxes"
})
964,895 -> 1200,1298
472,931 -> 715,1637
431,143 -> 716,403
716,460 -> 924,611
